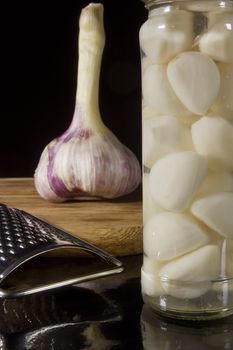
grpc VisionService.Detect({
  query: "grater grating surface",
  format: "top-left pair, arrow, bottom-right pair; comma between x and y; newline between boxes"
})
0,203 -> 123,298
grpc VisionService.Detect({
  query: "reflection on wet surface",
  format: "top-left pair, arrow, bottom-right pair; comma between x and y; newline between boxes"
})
0,255 -> 233,349
141,302 -> 233,350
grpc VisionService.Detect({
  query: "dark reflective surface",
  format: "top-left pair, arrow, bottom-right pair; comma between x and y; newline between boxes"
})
141,305 -> 233,350
1,255 -> 233,349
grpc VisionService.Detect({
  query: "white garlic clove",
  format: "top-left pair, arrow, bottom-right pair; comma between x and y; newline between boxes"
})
139,9 -> 193,64
149,152 -> 207,211
144,212 -> 210,261
142,63 -> 191,117
191,116 -> 233,171
191,193 -> 233,239
222,239 -> 233,278
212,63 -> 233,119
196,171 -> 233,199
161,280 -> 210,299
142,102 -> 157,120
143,174 -> 163,223
143,115 -> 193,169
34,4 -> 141,201
141,257 -> 165,297
141,56 -> 153,75
167,52 -> 220,115
141,269 -> 165,297
159,245 -> 220,298
199,11 -> 233,63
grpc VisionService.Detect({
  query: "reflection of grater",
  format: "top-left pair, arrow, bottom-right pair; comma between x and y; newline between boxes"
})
0,203 -> 123,298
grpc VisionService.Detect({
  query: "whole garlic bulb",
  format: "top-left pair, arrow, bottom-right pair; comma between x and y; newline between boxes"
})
34,3 -> 141,202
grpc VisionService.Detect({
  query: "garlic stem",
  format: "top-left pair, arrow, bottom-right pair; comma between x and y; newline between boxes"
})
74,3 -> 105,130
34,3 -> 141,202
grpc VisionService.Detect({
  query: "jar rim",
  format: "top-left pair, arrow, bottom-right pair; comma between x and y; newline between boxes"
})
142,0 -> 232,10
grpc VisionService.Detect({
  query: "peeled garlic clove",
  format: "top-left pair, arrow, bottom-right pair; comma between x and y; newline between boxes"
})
191,193 -> 233,239
222,239 -> 233,278
212,63 -> 233,119
141,270 -> 165,297
142,102 -> 157,120
144,212 -> 210,261
199,11 -> 233,63
141,56 -> 153,75
196,171 -> 233,198
141,257 -> 165,297
139,9 -> 193,64
143,115 -> 193,169
167,52 -> 220,115
34,4 -> 141,201
191,116 -> 233,171
143,174 -> 163,223
159,245 -> 220,298
142,64 -> 191,117
149,152 -> 207,211
161,280 -> 210,299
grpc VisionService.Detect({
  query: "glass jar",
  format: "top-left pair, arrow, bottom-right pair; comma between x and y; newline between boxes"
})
140,0 -> 233,320
141,304 -> 233,349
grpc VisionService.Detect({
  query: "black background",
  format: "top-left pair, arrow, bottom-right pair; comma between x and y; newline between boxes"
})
0,1 -> 147,177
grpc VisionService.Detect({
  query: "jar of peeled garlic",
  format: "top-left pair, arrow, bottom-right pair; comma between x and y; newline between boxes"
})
140,0 -> 233,320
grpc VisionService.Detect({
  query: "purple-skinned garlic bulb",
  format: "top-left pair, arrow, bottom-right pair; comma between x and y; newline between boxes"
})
34,3 -> 141,202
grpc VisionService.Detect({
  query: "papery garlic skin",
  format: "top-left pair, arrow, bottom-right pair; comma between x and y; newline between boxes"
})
35,126 -> 141,201
34,3 -> 141,201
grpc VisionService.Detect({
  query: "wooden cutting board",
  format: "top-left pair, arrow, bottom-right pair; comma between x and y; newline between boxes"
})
0,178 -> 142,256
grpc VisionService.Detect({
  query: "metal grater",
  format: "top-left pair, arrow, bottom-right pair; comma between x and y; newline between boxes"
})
0,203 -> 123,298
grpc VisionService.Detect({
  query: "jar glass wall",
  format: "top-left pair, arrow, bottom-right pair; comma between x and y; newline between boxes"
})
140,0 -> 233,320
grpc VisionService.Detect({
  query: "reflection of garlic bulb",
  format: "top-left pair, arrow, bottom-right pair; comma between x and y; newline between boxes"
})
35,4 -> 141,202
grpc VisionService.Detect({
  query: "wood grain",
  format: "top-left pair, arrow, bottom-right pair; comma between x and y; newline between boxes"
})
0,178 -> 142,256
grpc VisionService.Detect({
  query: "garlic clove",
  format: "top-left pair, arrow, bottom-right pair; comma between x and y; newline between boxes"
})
141,269 -> 164,297
143,115 -> 193,169
196,171 -> 233,199
191,116 -> 233,171
191,193 -> 233,239
139,9 -> 193,64
222,239 -> 233,278
211,63 -> 233,119
142,63 -> 191,117
199,11 -> 233,63
142,102 -> 157,120
141,56 -> 153,75
159,245 -> 220,298
34,4 -> 141,201
141,257 -> 165,297
149,152 -> 207,211
144,212 -> 210,261
143,174 -> 163,223
167,52 -> 220,115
